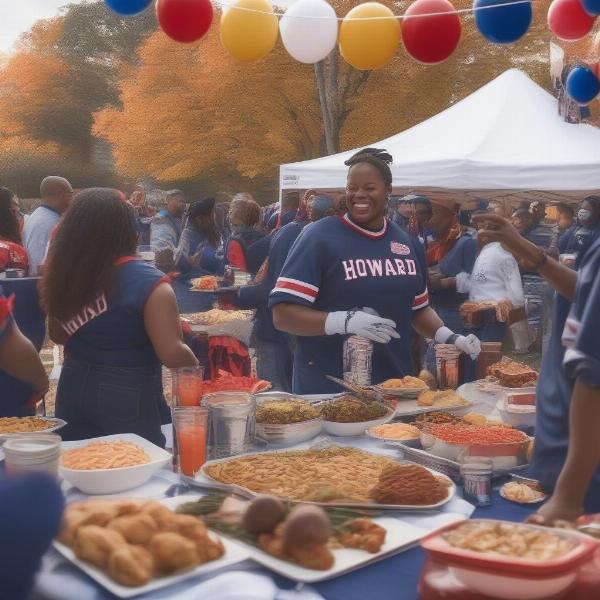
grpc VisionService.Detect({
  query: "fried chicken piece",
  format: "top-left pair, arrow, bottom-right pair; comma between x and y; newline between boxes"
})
73,525 -> 127,569
149,532 -> 200,574
108,514 -> 158,545
287,543 -> 334,570
338,518 -> 387,554
57,508 -> 89,546
258,525 -> 287,559
140,502 -> 179,532
172,514 -> 207,538
259,524 -> 333,570
172,515 -> 224,563
107,545 -> 154,587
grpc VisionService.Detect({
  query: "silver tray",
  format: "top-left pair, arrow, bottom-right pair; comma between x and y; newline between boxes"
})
391,442 -> 530,483
0,417 -> 67,442
185,448 -> 456,511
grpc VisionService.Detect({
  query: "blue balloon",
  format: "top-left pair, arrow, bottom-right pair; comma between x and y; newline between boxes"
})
566,66 -> 600,105
474,0 -> 532,44
104,0 -> 153,16
582,0 -> 600,15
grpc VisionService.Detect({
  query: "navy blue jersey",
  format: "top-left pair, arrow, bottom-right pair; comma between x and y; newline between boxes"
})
62,257 -> 168,368
431,235 -> 477,310
238,220 -> 307,342
563,240 -> 600,388
269,215 -> 429,394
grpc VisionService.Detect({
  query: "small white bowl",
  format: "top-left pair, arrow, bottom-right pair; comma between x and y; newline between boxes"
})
496,398 -> 536,430
256,419 -> 322,446
323,412 -> 393,437
59,433 -> 171,495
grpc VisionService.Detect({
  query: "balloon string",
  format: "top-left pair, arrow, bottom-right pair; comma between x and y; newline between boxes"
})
218,0 -> 536,21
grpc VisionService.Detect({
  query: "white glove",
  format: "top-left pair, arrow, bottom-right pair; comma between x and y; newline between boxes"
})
325,310 -> 400,344
455,272 -> 471,294
454,334 -> 481,360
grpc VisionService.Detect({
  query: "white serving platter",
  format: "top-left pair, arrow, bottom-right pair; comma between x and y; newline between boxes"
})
194,449 -> 456,511
53,521 -> 249,599
169,495 -> 451,583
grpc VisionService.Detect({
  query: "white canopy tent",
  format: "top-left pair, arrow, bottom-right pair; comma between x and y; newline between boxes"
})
279,69 -> 600,203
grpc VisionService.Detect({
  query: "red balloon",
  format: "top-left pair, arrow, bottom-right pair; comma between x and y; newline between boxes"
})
401,0 -> 461,64
156,0 -> 214,43
548,0 -> 595,41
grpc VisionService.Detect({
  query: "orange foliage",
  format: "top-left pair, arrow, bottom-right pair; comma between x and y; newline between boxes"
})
94,18 -> 322,186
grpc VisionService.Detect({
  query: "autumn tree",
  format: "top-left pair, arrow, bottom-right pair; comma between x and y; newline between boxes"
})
317,0 -> 553,153
93,17 -> 323,199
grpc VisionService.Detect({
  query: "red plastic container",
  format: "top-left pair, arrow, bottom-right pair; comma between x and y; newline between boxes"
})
419,519 -> 599,600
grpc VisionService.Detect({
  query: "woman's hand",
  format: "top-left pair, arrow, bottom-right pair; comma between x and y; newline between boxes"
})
454,334 -> 481,360
472,213 -> 543,268
526,493 -> 582,528
326,311 -> 400,343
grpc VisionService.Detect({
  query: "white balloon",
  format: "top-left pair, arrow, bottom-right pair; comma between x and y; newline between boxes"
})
280,0 -> 338,64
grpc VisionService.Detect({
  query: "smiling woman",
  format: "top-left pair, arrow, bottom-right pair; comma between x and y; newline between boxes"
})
268,148 -> 482,394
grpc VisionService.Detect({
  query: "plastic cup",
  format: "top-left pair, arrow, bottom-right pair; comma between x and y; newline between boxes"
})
173,407 -> 208,477
3,434 -> 62,476
173,366 -> 204,407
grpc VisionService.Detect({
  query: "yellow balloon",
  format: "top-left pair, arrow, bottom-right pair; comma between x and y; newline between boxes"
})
339,3 -> 400,70
220,0 -> 279,62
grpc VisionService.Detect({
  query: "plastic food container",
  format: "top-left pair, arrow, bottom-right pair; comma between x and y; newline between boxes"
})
419,430 -> 529,470
4,434 -> 61,476
421,520 -> 600,600
496,394 -> 536,431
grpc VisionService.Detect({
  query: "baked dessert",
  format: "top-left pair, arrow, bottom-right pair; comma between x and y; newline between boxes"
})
487,360 -> 538,388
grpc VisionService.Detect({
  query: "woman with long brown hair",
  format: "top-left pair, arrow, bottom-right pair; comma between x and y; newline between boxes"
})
40,188 -> 197,446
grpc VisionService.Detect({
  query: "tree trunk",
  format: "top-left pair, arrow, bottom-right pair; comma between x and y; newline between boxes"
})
314,48 -> 341,155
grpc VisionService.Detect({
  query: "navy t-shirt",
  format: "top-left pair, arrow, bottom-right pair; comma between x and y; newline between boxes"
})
62,258 -> 168,368
269,215 -> 429,394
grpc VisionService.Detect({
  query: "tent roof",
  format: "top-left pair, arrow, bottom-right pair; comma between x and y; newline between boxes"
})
280,69 -> 600,195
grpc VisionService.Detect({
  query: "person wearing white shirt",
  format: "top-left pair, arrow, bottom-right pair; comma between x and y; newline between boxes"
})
456,240 -> 527,349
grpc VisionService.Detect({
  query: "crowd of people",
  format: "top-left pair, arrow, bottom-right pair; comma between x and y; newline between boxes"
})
1,150 -> 600,593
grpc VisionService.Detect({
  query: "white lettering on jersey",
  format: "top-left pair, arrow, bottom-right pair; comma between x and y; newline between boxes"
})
384,260 -> 396,276
61,295 -> 108,338
355,259 -> 367,277
366,259 -> 383,277
342,258 -> 416,281
342,260 -> 357,281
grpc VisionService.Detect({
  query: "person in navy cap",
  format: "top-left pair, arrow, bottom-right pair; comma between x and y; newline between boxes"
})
40,188 -> 197,446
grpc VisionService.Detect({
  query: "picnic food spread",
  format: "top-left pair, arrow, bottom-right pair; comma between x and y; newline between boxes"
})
190,276 -> 218,291
320,396 -> 390,423
370,464 -> 449,505
0,416 -> 56,433
487,360 -> 539,388
378,376 -> 428,390
443,522 -> 573,561
57,499 -> 225,587
178,493 -> 387,571
256,399 -> 320,424
61,441 -> 150,470
182,309 -> 253,326
203,447 -> 450,506
425,423 -> 527,445
368,423 -> 421,440
417,390 -> 470,408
